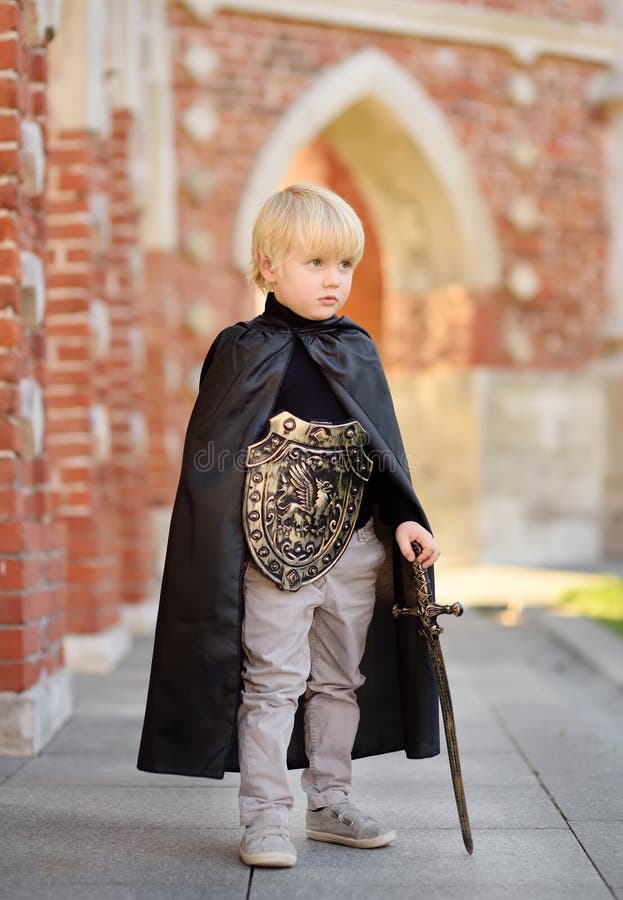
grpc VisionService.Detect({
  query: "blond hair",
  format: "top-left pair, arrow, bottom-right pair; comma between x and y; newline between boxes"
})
249,183 -> 365,293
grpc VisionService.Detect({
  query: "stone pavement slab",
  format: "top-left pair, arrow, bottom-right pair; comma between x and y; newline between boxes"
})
0,757 -> 26,783
1,605 -> 621,899
0,826 -> 246,893
251,828 -> 609,898
4,751 -> 239,787
250,885 -> 611,900
0,784 -> 241,828
529,608 -> 623,691
569,822 -> 623,889
43,716 -> 145,754
0,887 -> 244,900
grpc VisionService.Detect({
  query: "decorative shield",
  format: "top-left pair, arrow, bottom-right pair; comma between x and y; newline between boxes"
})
243,410 -> 373,591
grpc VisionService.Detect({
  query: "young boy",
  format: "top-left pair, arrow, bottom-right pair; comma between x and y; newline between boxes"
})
137,184 -> 441,869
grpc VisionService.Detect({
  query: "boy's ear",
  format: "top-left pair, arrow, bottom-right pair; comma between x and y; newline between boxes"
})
257,252 -> 277,283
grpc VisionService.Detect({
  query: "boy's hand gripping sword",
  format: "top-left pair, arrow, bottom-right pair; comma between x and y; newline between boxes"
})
392,541 -> 474,855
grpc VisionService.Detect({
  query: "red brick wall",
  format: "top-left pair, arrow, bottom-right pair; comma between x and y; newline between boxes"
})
144,249 -> 184,504
46,129 -> 118,634
0,0 -> 66,691
46,109 -> 154,630
108,110 -> 152,606
167,5 -> 607,384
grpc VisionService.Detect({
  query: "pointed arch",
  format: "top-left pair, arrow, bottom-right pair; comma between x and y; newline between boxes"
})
233,47 -> 500,291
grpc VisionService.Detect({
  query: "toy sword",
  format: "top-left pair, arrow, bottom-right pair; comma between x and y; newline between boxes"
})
392,541 -> 473,855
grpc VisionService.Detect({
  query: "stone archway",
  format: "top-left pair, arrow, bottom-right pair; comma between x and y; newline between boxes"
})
233,46 -> 501,299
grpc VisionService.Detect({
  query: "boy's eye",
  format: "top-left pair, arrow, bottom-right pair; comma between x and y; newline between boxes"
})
340,260 -> 352,269
310,259 -> 321,267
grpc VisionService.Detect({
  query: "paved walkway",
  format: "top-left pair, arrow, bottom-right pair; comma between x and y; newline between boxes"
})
1,604 -> 622,899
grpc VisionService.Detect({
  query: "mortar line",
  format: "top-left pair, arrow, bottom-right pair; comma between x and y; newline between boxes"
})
245,866 -> 254,900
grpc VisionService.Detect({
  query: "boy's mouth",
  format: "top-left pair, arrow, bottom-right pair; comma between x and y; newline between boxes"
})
319,296 -> 337,302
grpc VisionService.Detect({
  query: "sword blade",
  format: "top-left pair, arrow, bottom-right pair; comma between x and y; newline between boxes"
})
429,637 -> 474,855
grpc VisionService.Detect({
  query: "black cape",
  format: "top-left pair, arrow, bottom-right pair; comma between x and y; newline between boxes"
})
137,307 -> 440,778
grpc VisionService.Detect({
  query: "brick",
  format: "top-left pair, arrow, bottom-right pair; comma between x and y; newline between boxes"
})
15,77 -> 28,113
29,51 -> 46,83
0,382 -> 17,414
0,147 -> 21,176
46,223 -> 91,240
29,86 -> 46,118
0,112 -> 19,142
0,457 -> 17,485
0,182 -> 19,210
58,169 -> 88,192
47,146 -> 91,167
0,556 -> 41,590
0,487 -> 22,517
0,76 -> 17,108
0,344 -> 19,379
54,343 -> 89,362
0,419 -> 23,454
46,320 -> 90,339
0,283 -> 19,310
30,488 -> 51,518
0,247 -> 21,280
0,3 -> 20,32
0,315 -> 20,346
0,520 -> 33,552
0,658 -> 42,691
47,272 -> 91,289
30,456 -> 48,487
66,248 -> 90,263
69,566 -> 114,591
0,214 -> 18,242
0,36 -> 19,71
0,623 -> 39,659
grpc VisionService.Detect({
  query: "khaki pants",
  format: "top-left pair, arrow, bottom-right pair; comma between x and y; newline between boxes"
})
238,516 -> 385,826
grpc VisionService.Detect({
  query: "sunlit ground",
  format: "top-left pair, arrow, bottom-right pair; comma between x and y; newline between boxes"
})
558,578 -> 623,637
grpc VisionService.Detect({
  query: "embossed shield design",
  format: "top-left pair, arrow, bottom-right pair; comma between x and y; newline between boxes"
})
243,411 -> 373,591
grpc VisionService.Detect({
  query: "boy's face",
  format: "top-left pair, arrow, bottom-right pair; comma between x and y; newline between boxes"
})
259,249 -> 354,320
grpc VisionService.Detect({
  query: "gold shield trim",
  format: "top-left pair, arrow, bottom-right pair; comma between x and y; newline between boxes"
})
243,410 -> 373,591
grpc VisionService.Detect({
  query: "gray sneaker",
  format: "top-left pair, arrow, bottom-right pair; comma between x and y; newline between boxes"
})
306,799 -> 396,849
239,822 -> 297,867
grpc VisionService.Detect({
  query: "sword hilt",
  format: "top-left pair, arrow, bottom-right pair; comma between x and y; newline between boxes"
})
391,540 -> 465,628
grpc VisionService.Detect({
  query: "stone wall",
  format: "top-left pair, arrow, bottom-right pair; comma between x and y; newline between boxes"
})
392,367 -> 616,567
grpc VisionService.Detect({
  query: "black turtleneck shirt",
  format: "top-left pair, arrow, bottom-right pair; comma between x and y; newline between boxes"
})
263,292 -> 417,532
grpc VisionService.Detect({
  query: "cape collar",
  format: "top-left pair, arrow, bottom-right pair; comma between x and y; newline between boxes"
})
255,291 -> 343,333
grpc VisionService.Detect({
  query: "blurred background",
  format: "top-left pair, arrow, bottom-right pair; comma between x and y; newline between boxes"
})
1,0 -> 622,755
